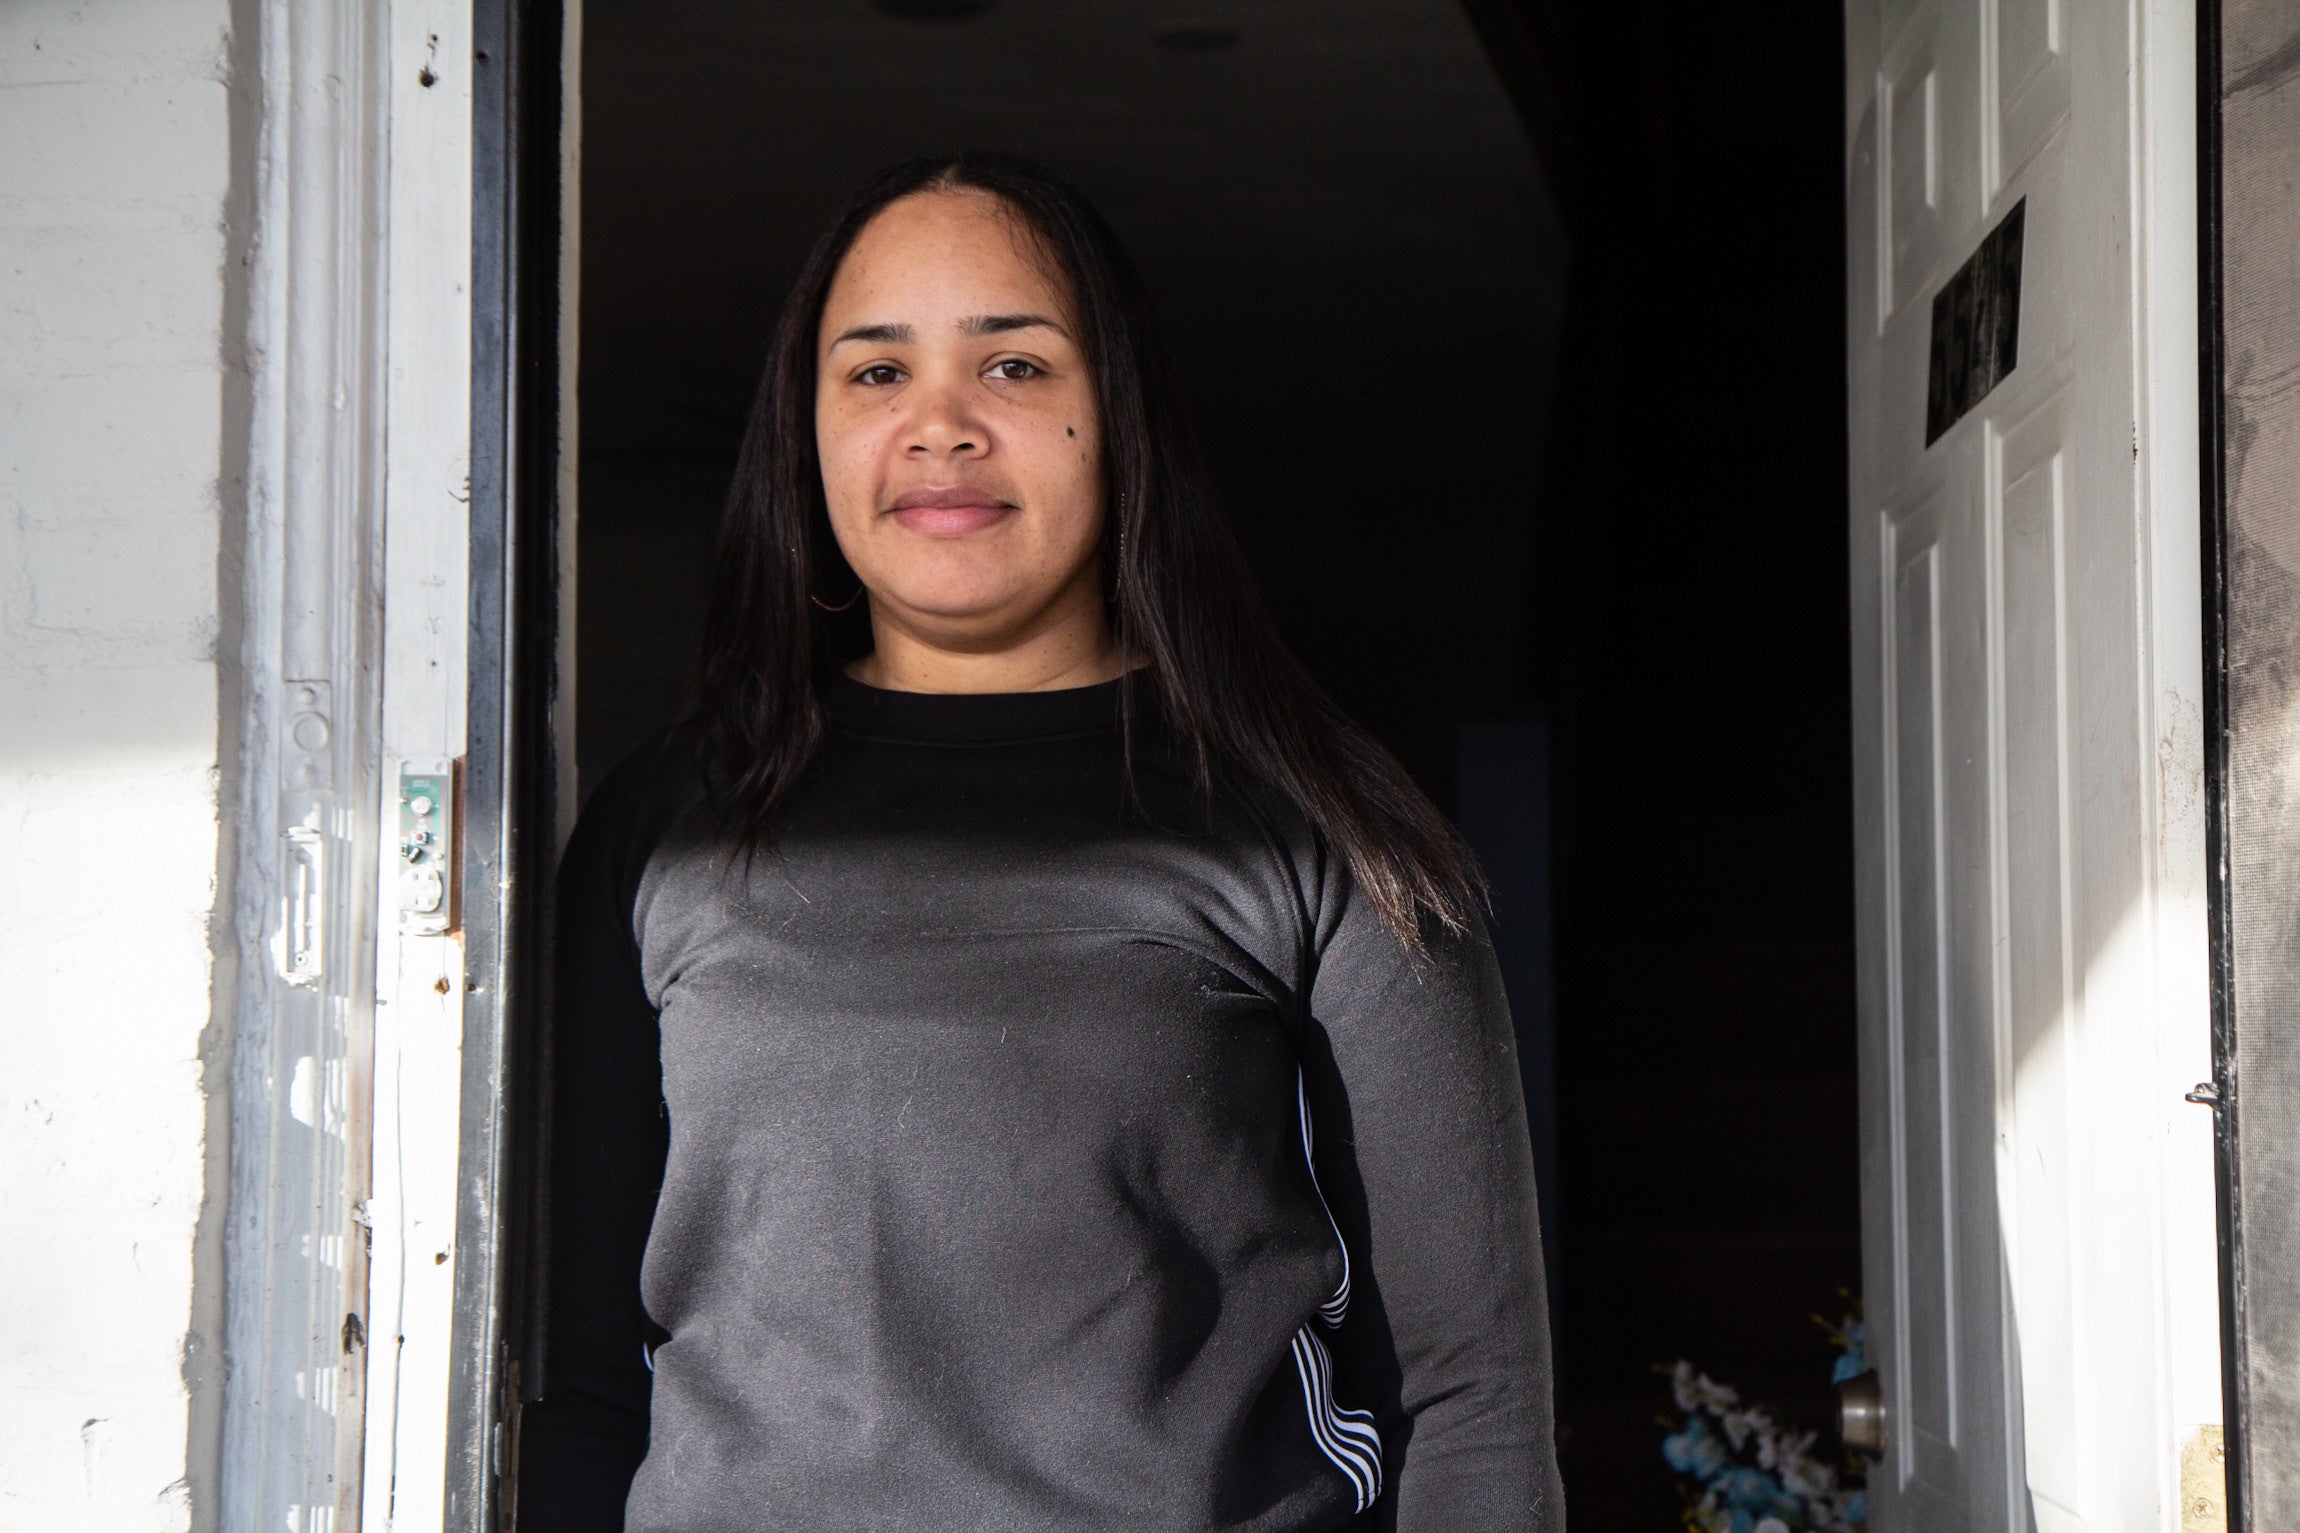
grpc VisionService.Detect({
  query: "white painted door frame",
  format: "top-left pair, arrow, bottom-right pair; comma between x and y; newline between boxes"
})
362,1 -> 479,1529
219,2 -> 389,1526
218,1 -> 478,1528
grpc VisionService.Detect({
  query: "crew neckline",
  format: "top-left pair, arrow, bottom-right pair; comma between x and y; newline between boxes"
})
824,671 -> 1128,745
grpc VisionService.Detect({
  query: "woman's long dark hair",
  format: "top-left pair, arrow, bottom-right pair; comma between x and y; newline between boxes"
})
696,152 -> 1477,943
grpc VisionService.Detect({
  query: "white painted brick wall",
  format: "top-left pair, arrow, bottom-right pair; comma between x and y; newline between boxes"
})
0,3 -> 240,1528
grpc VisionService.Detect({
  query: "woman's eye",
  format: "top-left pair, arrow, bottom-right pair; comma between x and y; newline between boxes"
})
988,358 -> 1041,382
857,365 -> 903,386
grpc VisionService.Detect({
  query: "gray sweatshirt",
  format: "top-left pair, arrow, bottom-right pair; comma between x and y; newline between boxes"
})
518,675 -> 1562,1532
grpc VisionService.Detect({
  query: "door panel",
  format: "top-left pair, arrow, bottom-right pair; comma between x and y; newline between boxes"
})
1886,511 -> 1958,1492
1990,0 -> 2068,193
1991,397 -> 2084,1528
1880,472 -> 2010,1530
1883,19 -> 1949,320
1847,0 -> 2208,1526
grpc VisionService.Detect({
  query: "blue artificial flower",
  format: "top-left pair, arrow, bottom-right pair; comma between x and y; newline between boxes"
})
1831,1321 -> 1868,1384
1845,1489 -> 1868,1524
1713,1467 -> 1803,1523
1663,1416 -> 1731,1481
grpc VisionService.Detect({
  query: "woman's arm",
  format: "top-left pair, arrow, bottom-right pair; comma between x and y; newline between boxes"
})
1302,869 -> 1565,1533
515,741 -> 690,1529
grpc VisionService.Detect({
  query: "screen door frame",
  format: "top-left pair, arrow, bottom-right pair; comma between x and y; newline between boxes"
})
450,0 -> 572,1524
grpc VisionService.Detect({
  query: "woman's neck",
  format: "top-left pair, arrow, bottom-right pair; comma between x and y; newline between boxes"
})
847,588 -> 1125,695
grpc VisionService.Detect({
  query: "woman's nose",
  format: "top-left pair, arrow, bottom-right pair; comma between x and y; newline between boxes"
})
904,374 -> 986,459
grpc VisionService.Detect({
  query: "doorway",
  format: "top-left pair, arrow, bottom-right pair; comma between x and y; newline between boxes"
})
558,1 -> 1855,1524
1534,5 -> 1857,1520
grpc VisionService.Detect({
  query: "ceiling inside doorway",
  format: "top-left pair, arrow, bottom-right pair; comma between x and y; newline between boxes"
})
580,0 -> 1564,461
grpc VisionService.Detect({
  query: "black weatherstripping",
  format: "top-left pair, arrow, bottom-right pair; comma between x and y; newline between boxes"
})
2197,0 -> 2247,1522
454,0 -> 565,1527
2199,0 -> 2300,1518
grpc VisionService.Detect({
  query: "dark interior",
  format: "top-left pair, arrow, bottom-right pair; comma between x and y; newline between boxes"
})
1531,4 -> 1857,1515
575,1 -> 1852,1521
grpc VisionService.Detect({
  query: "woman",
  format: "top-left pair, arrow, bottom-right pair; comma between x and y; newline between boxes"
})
522,152 -> 1562,1531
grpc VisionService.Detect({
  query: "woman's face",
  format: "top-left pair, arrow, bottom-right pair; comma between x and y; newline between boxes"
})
815,189 -> 1106,648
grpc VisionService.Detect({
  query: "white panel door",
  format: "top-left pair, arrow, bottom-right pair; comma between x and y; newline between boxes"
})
1844,0 -> 2218,1529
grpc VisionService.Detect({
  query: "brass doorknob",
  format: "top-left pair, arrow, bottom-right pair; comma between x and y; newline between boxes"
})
1839,1368 -> 1887,1458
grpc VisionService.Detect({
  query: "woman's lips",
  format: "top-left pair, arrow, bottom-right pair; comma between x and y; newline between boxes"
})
887,489 -> 1014,538
890,503 -> 1010,537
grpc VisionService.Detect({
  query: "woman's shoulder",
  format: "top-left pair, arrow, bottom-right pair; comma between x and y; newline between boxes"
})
594,723 -> 711,802
1191,753 -> 1491,973
562,725 -> 716,900
1125,732 -> 1335,921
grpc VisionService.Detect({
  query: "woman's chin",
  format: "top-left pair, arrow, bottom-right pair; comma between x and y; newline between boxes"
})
875,581 -> 1041,631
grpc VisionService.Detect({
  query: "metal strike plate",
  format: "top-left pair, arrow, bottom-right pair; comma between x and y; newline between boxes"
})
279,820 -> 326,986
397,758 -> 457,934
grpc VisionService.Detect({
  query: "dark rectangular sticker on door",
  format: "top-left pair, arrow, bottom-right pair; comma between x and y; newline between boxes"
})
1925,199 -> 2025,446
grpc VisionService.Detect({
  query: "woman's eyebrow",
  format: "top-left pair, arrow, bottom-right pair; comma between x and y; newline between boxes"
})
828,321 -> 914,348
963,312 -> 1069,338
826,314 -> 1066,349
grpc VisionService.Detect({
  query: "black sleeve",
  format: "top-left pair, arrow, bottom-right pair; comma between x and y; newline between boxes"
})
1301,864 -> 1565,1533
516,735 -> 702,1531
